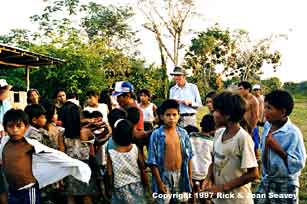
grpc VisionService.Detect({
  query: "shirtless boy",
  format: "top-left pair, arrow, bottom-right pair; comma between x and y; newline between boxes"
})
0,109 -> 91,204
147,99 -> 193,204
238,81 -> 259,157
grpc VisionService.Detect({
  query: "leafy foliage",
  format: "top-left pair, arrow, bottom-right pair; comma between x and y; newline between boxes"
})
184,25 -> 282,95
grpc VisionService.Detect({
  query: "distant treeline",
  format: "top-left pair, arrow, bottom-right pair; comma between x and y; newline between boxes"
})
283,81 -> 307,98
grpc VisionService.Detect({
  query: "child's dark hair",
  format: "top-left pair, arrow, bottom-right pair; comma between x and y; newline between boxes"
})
86,90 -> 98,97
3,109 -> 29,131
24,104 -> 46,125
205,91 -> 217,100
67,92 -> 78,100
159,99 -> 180,115
60,102 -> 80,139
200,114 -> 215,132
41,101 -> 56,124
213,92 -> 246,123
81,110 -> 92,119
127,107 -> 140,125
108,108 -> 127,128
99,89 -> 112,111
238,81 -> 252,92
265,90 -> 294,116
139,89 -> 151,98
54,88 -> 65,99
112,119 -> 133,146
91,111 -> 103,118
184,125 -> 199,135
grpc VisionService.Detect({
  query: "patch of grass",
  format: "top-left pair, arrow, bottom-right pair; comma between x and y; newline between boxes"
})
196,98 -> 307,203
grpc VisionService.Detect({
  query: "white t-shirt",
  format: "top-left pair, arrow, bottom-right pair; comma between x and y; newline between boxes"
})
84,103 -> 109,123
212,127 -> 258,204
190,133 -> 213,180
139,103 -> 155,122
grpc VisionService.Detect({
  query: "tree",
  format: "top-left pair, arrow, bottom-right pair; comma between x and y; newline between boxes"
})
184,25 -> 282,94
138,0 -> 196,98
184,25 -> 233,95
224,31 -> 282,81
261,77 -> 282,93
81,3 -> 136,48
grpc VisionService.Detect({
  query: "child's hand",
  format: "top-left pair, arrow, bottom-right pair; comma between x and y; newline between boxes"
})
158,182 -> 168,194
201,179 -> 213,191
206,184 -> 224,198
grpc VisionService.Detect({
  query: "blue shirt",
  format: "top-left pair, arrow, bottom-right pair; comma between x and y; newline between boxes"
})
0,99 -> 11,124
260,119 -> 306,187
147,126 -> 193,193
169,82 -> 202,114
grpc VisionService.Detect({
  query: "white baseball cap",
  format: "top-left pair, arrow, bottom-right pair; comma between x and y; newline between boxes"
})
112,81 -> 134,97
252,84 -> 261,90
0,79 -> 12,89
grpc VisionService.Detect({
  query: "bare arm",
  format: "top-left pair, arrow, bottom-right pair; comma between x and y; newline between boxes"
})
138,148 -> 149,191
151,166 -> 168,193
188,160 -> 193,188
250,97 -> 259,129
208,167 -> 259,194
106,152 -> 113,197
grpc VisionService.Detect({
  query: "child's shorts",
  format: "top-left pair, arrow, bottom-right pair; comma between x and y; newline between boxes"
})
156,170 -> 189,204
8,183 -> 41,204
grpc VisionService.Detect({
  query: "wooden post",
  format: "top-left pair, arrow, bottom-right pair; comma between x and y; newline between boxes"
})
26,65 -> 30,91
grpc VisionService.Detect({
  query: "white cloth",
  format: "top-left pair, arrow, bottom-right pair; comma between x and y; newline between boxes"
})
108,144 -> 141,188
212,127 -> 258,204
84,103 -> 109,123
139,103 -> 155,122
0,136 -> 91,189
190,133 -> 213,180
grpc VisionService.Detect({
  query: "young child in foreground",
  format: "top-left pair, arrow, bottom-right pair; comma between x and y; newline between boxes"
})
202,92 -> 259,204
147,99 -> 193,204
106,119 -> 147,204
0,109 -> 91,204
254,90 -> 306,204
190,114 -> 215,204
24,104 -> 56,149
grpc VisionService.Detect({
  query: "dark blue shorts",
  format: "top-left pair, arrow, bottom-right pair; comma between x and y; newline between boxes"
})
8,183 -> 40,204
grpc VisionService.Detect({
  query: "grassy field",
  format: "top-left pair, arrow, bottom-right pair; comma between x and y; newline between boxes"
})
196,98 -> 307,203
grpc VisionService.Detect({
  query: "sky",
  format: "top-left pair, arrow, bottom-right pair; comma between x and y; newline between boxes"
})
1,0 -> 307,82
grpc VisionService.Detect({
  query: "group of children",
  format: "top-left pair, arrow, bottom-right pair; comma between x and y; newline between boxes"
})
0,86 -> 306,204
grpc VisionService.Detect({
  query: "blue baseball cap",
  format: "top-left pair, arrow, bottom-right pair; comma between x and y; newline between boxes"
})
112,81 -> 134,97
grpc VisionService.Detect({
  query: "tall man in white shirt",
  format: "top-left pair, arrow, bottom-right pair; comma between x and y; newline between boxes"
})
169,66 -> 202,127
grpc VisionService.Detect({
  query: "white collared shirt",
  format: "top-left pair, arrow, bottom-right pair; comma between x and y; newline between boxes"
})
0,136 -> 91,189
169,82 -> 202,114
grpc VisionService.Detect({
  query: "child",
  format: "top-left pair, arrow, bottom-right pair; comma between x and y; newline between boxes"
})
60,102 -> 98,204
106,119 -> 147,204
0,109 -> 91,204
184,125 -> 199,135
202,92 -> 258,204
24,104 -> 56,149
27,89 -> 40,105
138,89 -> 157,131
147,99 -> 193,204
190,114 -> 215,202
41,101 -> 65,151
204,91 -> 217,115
84,90 -> 109,123
254,90 -> 306,204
